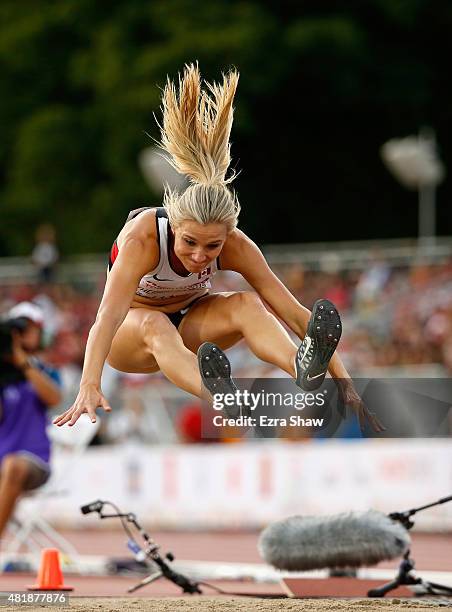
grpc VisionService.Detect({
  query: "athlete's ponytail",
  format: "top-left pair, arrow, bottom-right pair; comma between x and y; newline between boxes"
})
158,63 -> 240,231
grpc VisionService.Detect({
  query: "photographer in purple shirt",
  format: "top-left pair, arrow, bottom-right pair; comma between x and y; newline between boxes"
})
0,302 -> 61,545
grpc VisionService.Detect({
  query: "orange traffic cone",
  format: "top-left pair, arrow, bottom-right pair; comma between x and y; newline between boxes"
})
27,548 -> 73,591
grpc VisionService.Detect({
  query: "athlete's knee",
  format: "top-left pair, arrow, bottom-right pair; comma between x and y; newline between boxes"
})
224,291 -> 266,330
140,312 -> 177,352
1,455 -> 30,487
234,291 -> 266,316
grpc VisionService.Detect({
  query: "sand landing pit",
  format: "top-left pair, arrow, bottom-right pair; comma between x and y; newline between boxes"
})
2,596 -> 449,612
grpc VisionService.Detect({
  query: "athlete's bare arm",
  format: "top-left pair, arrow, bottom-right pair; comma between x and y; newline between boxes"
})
83,211 -> 159,384
220,230 -> 384,431
220,230 -> 350,380
54,214 -> 158,426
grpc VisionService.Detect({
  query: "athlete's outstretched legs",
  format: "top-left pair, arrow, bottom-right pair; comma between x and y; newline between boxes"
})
107,292 -> 297,399
179,292 -> 297,376
107,308 -> 205,397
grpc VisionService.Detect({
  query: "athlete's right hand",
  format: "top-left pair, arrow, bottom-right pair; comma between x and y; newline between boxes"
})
53,384 -> 112,427
336,379 -> 385,433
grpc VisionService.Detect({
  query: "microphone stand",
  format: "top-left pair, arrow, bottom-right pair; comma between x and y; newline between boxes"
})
368,495 -> 452,598
81,500 -> 202,595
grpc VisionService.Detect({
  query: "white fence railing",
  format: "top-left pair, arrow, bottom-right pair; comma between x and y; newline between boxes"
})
1,236 -> 451,285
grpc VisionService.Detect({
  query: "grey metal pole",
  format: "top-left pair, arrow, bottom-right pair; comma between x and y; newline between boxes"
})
418,182 -> 436,248
418,128 -> 437,249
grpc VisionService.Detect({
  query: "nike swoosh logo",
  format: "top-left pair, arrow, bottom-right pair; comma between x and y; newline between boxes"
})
306,372 -> 325,381
153,275 -> 173,282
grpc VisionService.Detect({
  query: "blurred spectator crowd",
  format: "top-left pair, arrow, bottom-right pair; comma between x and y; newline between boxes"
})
273,258 -> 452,374
1,255 -> 451,444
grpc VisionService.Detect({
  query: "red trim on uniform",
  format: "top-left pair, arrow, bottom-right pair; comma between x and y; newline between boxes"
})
110,241 -> 119,264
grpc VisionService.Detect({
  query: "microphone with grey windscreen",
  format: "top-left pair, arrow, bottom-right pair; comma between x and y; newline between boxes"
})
258,510 -> 410,571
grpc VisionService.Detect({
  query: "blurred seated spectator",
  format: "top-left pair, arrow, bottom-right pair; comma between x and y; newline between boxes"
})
0,302 -> 61,546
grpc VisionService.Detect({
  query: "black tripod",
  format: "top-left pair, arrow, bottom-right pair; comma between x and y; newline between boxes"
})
368,495 -> 452,598
81,500 -> 202,594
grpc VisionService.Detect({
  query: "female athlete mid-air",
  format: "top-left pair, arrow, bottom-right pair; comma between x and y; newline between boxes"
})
54,64 -> 382,432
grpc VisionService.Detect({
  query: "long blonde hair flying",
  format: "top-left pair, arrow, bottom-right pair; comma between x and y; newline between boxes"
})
158,63 -> 240,231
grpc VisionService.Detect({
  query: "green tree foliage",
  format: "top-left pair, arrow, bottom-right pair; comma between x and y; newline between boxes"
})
0,0 -> 451,255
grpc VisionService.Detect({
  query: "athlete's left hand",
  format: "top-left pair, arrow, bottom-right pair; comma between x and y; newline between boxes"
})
336,379 -> 385,433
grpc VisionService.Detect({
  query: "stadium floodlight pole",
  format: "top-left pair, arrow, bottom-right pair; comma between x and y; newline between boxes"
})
380,128 -> 445,250
417,128 -> 440,248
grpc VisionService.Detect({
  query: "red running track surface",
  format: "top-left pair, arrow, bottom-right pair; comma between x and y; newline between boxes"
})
1,530 -> 451,597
